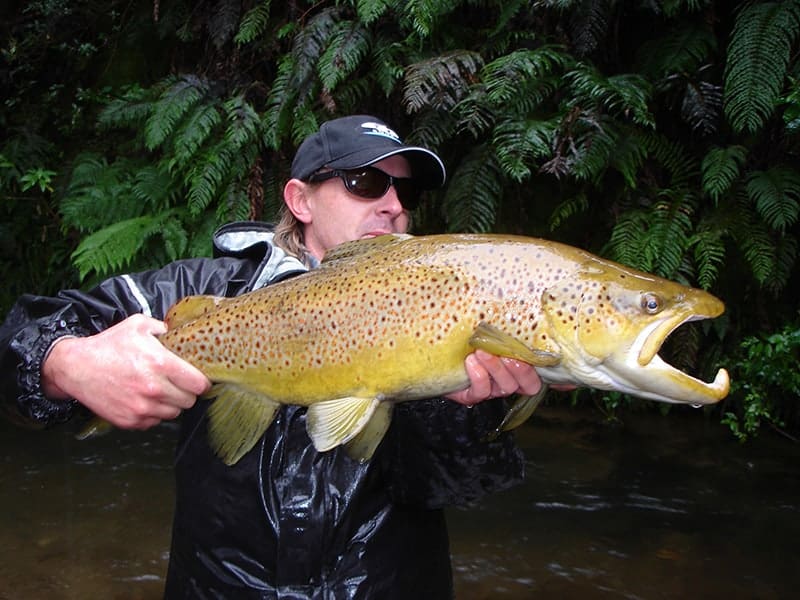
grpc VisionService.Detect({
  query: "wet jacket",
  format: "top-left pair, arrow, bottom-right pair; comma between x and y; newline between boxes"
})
0,221 -> 525,599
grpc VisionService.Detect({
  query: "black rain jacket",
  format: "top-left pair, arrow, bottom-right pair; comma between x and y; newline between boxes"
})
0,222 -> 525,599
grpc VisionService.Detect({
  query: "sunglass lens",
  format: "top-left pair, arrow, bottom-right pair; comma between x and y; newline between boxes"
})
345,169 -> 388,198
393,179 -> 420,211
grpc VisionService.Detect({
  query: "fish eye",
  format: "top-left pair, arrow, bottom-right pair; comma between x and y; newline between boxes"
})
641,293 -> 662,314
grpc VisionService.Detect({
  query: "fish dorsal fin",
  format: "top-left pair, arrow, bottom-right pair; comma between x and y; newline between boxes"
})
165,295 -> 227,329
344,401 -> 394,463
469,322 -> 561,367
321,233 -> 413,265
205,383 -> 281,465
305,396 -> 381,452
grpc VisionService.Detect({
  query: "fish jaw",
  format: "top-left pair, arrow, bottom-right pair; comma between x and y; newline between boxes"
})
541,260 -> 730,406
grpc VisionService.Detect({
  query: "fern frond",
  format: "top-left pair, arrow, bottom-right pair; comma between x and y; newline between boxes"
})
98,84 -> 154,130
144,75 -> 209,151
356,0 -> 391,25
738,221 -> 777,285
568,115 -> 620,183
171,102 -> 223,169
701,145 -> 747,203
681,78 -> 723,134
223,95 -> 261,150
565,63 -> 655,127
235,0 -> 272,45
442,145 -> 501,232
641,131 -> 699,188
690,227 -> 727,289
636,21 -> 716,79
71,215 -> 164,280
548,193 -> 589,230
208,0 -> 241,49
482,47 -> 571,109
132,165 -> 180,212
370,33 -> 404,96
61,155 -> 142,232
404,50 -> 484,113
263,9 -> 340,148
570,0 -> 610,57
609,127 -> 649,189
724,1 -> 800,134
319,21 -> 371,92
493,116 -> 560,182
746,167 -> 800,233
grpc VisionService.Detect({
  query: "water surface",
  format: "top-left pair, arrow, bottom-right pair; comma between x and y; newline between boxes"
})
1,407 -> 797,598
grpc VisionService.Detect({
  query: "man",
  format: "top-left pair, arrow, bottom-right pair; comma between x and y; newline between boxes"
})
1,115 -> 544,598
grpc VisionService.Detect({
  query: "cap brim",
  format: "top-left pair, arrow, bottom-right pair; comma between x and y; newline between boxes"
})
327,147 -> 446,190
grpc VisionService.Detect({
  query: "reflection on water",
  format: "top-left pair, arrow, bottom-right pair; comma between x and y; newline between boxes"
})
2,407 -> 799,599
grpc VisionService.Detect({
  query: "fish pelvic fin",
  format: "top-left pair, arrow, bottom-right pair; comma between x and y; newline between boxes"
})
469,322 -> 561,367
75,416 -> 114,440
205,383 -> 281,466
305,396 -> 385,455
165,295 -> 227,329
344,401 -> 393,463
485,387 -> 548,442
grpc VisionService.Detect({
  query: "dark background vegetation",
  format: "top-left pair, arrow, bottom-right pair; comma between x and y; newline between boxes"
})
2,0 -> 798,440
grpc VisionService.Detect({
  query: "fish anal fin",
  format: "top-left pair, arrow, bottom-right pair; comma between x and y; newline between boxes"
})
470,322 -> 561,367
165,295 -> 227,329
206,383 -> 281,465
344,402 -> 394,463
485,387 -> 548,442
305,396 -> 381,452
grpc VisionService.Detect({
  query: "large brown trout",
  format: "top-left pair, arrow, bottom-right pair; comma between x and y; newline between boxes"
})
160,233 -> 730,465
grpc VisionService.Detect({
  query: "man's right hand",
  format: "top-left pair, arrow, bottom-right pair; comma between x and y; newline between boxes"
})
42,314 -> 211,430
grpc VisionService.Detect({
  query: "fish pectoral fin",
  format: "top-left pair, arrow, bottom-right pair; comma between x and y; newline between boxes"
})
205,383 -> 281,466
344,402 -> 394,463
75,416 -> 114,440
164,295 -> 227,329
469,322 -> 561,367
305,396 -> 381,453
485,387 -> 548,442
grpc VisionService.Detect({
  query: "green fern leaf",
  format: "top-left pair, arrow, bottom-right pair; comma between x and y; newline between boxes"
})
443,145 -> 501,232
208,0 -> 241,49
319,21 -> 371,93
404,51 -> 484,113
566,63 -> 654,127
356,0 -> 391,25
724,1 -> 800,134
493,117 -> 560,182
701,145 -> 747,203
235,0 -> 272,45
690,227 -> 727,289
171,102 -> 223,169
548,193 -> 589,230
482,47 -> 571,108
144,76 -> 208,151
71,215 -> 162,280
746,167 -> 800,233
637,21 -> 716,79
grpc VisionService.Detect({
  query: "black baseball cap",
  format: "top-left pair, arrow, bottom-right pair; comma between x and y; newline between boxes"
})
290,115 -> 446,189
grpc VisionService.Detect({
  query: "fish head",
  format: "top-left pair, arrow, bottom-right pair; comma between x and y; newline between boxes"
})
541,258 -> 729,405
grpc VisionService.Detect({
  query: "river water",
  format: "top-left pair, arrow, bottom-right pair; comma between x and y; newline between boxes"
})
1,406 -> 798,599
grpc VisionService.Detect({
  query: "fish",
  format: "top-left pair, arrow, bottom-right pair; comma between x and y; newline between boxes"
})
159,233 -> 730,465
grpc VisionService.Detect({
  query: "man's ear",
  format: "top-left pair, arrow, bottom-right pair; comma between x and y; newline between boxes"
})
283,179 -> 313,224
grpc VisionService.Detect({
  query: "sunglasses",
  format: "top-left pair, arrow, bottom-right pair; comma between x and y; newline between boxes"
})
307,167 -> 421,211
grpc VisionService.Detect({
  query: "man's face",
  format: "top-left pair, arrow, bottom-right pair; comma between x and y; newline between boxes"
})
298,155 -> 413,260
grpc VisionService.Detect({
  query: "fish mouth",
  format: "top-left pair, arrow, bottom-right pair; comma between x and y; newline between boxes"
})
626,312 -> 729,405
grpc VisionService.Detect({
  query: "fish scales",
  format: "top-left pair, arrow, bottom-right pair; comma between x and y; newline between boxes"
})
158,233 -> 730,465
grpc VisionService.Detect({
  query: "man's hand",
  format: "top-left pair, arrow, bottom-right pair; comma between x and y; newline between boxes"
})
446,350 -> 542,406
446,349 -> 576,406
42,314 -> 211,430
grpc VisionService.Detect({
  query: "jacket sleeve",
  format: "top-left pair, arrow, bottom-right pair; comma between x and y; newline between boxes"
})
380,397 -> 526,510
0,257 -> 258,428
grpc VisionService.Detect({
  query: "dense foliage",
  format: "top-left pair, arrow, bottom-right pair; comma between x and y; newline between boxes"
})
2,0 -> 799,439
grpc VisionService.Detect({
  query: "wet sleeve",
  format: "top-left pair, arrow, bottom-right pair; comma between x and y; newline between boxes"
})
0,257 -> 257,428
379,397 -> 525,510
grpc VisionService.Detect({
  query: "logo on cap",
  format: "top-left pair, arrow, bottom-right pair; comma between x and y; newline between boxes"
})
361,122 -> 401,143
